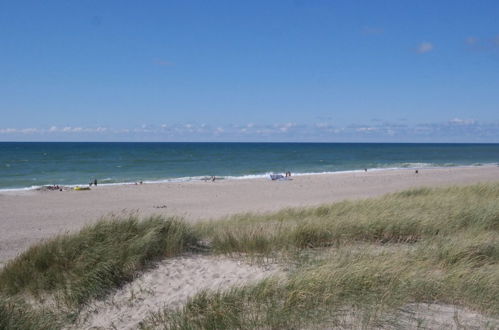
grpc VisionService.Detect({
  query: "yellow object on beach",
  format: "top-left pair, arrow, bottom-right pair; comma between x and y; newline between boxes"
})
74,186 -> 91,191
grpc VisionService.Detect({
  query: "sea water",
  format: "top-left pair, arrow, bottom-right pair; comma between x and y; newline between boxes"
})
1,142 -> 498,190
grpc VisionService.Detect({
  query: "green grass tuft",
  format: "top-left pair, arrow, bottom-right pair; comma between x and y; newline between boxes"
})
0,295 -> 60,330
0,215 -> 199,308
198,183 -> 499,255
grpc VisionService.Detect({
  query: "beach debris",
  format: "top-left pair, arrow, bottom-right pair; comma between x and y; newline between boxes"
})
153,205 -> 167,209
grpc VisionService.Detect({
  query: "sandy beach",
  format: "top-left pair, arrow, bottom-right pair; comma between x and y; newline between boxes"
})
1,165 -> 498,265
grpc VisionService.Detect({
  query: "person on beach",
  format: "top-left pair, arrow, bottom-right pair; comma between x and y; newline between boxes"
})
94,179 -> 98,186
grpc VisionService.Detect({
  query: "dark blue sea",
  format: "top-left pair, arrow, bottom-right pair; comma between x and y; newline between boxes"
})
1,142 -> 498,190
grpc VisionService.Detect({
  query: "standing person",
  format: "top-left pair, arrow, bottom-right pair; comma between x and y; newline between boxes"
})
94,179 -> 98,186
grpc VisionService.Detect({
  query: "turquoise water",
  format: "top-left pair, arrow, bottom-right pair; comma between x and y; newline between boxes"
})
1,142 -> 498,190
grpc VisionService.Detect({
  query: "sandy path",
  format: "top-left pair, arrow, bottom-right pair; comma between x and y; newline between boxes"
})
71,255 -> 280,330
1,166 -> 498,265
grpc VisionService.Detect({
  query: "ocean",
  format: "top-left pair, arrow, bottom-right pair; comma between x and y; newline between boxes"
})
1,142 -> 498,190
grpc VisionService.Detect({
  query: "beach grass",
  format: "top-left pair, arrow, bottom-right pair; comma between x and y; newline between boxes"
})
197,184 -> 499,255
0,215 -> 198,313
0,295 -> 60,330
145,183 -> 499,329
145,235 -> 498,329
0,183 -> 498,329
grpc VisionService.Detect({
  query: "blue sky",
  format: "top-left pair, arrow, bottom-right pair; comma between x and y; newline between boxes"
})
1,0 -> 498,142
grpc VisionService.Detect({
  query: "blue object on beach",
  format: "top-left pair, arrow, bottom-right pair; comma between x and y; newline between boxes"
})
270,174 -> 285,180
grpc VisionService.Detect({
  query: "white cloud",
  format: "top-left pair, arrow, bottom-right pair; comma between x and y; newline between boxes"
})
0,126 -> 111,134
416,42 -> 433,54
0,128 -> 18,134
277,122 -> 296,133
2,120 -> 499,142
355,127 -> 377,132
449,118 -> 476,125
20,128 -> 38,133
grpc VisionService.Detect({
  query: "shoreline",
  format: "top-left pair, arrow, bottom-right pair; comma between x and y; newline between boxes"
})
1,163 -> 497,193
1,165 -> 499,265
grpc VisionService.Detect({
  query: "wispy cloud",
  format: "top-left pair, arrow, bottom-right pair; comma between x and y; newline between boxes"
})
416,42 -> 434,54
465,35 -> 499,52
2,120 -> 499,142
449,118 -> 476,125
0,126 -> 109,134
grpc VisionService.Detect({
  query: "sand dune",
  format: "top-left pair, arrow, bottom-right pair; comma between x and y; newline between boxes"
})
1,165 -> 498,265
71,255 -> 281,330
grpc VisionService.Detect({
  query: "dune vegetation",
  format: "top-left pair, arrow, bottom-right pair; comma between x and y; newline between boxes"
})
0,216 -> 199,329
1,183 -> 498,329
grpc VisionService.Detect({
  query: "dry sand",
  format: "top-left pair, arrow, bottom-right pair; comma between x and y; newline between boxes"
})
2,165 -> 498,329
71,254 -> 281,330
1,165 -> 498,265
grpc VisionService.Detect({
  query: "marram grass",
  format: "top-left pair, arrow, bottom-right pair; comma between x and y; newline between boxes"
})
0,215 -> 199,309
0,295 -> 60,330
144,241 -> 499,329
197,183 -> 499,255
146,183 -> 499,329
0,183 -> 498,329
